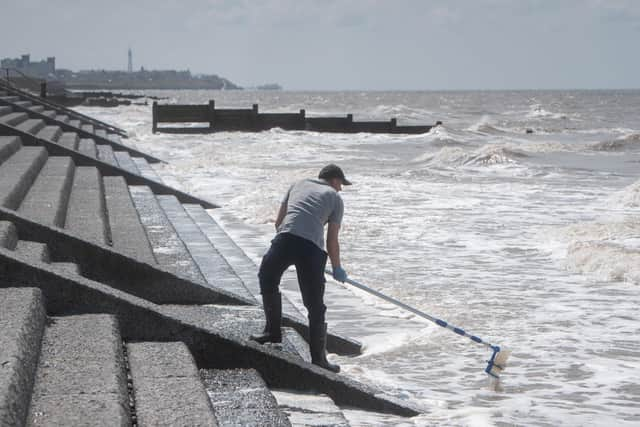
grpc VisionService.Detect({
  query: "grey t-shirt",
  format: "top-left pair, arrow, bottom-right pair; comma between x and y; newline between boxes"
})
277,178 -> 344,250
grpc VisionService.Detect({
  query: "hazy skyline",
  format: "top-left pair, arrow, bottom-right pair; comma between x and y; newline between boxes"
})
1,0 -> 639,90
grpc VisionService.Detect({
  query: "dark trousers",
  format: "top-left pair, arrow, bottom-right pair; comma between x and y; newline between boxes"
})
258,233 -> 327,326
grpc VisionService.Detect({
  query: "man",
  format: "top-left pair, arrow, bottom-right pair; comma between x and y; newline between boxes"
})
250,164 -> 350,373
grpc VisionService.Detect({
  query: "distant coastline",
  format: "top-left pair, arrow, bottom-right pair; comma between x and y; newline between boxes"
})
1,53 -> 248,91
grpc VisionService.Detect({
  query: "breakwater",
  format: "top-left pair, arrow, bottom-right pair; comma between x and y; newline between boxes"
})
153,100 -> 441,134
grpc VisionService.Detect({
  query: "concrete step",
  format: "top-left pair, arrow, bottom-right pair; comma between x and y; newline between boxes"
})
96,129 -> 107,139
81,123 -> 94,134
129,186 -> 206,284
184,204 -> 304,321
162,304 -> 308,361
108,133 -> 122,144
0,146 -> 48,209
14,101 -> 32,108
15,118 -> 46,135
77,138 -> 97,158
18,156 -> 75,227
49,261 -> 82,275
27,314 -> 130,425
103,176 -> 155,263
0,220 -> 18,249
0,106 -> 11,116
0,288 -> 46,427
69,119 -> 81,128
0,135 -> 22,165
0,96 -> 20,103
57,132 -> 79,150
132,157 -> 163,182
272,390 -> 351,427
29,105 -> 45,113
0,258 -> 414,417
201,369 -> 291,427
0,111 -> 29,126
55,114 -> 69,124
96,144 -> 117,166
35,125 -> 63,142
157,195 -> 255,301
114,151 -> 140,175
127,342 -> 217,426
64,166 -> 109,245
13,240 -> 50,262
41,110 -> 56,118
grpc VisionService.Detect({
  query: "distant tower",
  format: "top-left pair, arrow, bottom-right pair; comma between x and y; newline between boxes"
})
128,48 -> 133,73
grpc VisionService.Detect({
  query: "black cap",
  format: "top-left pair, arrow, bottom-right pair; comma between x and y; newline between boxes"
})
318,164 -> 352,185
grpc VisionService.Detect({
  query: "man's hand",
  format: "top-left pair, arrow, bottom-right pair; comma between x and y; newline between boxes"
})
332,266 -> 347,282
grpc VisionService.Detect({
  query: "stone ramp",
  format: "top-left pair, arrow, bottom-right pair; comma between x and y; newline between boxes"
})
0,82 -> 129,142
0,211 -> 251,307
64,166 -> 110,245
0,245 -> 421,417
103,176 -> 156,264
18,156 -> 75,228
272,390 -> 351,427
0,145 -> 47,209
158,194 -> 256,302
129,185 -> 207,284
127,341 -> 217,426
0,92 -> 149,163
202,369 -> 291,427
0,108 -> 217,209
0,137 -> 213,267
0,288 -> 46,427
27,314 -> 130,425
0,288 -> 282,426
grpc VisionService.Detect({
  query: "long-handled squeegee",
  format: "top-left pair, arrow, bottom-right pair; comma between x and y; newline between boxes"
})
325,270 -> 510,379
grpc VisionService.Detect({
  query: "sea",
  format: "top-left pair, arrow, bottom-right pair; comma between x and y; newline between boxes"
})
78,89 -> 640,426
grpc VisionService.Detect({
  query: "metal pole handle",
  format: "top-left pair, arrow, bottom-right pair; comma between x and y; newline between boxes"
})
325,269 -> 497,351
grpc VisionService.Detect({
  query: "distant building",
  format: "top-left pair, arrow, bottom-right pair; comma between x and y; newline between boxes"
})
0,54 -> 56,78
128,48 -> 133,73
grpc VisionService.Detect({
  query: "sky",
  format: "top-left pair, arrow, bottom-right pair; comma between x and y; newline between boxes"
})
1,0 -> 639,90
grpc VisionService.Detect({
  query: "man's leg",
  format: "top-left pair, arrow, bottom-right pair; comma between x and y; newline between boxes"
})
295,239 -> 339,373
251,234 -> 292,344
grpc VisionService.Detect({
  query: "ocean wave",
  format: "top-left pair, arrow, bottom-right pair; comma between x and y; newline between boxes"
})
370,104 -> 433,121
590,133 -> 640,152
416,144 -> 529,167
567,241 -> 640,284
466,116 -> 508,134
527,104 -> 572,120
554,216 -> 640,284
609,178 -> 640,207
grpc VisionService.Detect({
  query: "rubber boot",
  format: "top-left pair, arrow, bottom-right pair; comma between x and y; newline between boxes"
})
309,323 -> 340,373
250,292 -> 282,344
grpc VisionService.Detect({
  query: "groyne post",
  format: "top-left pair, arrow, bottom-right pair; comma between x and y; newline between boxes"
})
152,101 -> 158,133
208,100 -> 215,130
390,118 -> 397,131
252,104 -> 259,130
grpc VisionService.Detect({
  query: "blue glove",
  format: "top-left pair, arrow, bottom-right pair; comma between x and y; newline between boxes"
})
332,266 -> 347,283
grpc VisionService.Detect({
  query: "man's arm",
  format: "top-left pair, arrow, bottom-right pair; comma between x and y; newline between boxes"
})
274,202 -> 287,231
326,222 -> 341,269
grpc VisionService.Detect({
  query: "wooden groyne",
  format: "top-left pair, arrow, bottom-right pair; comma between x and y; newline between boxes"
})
153,100 -> 441,134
